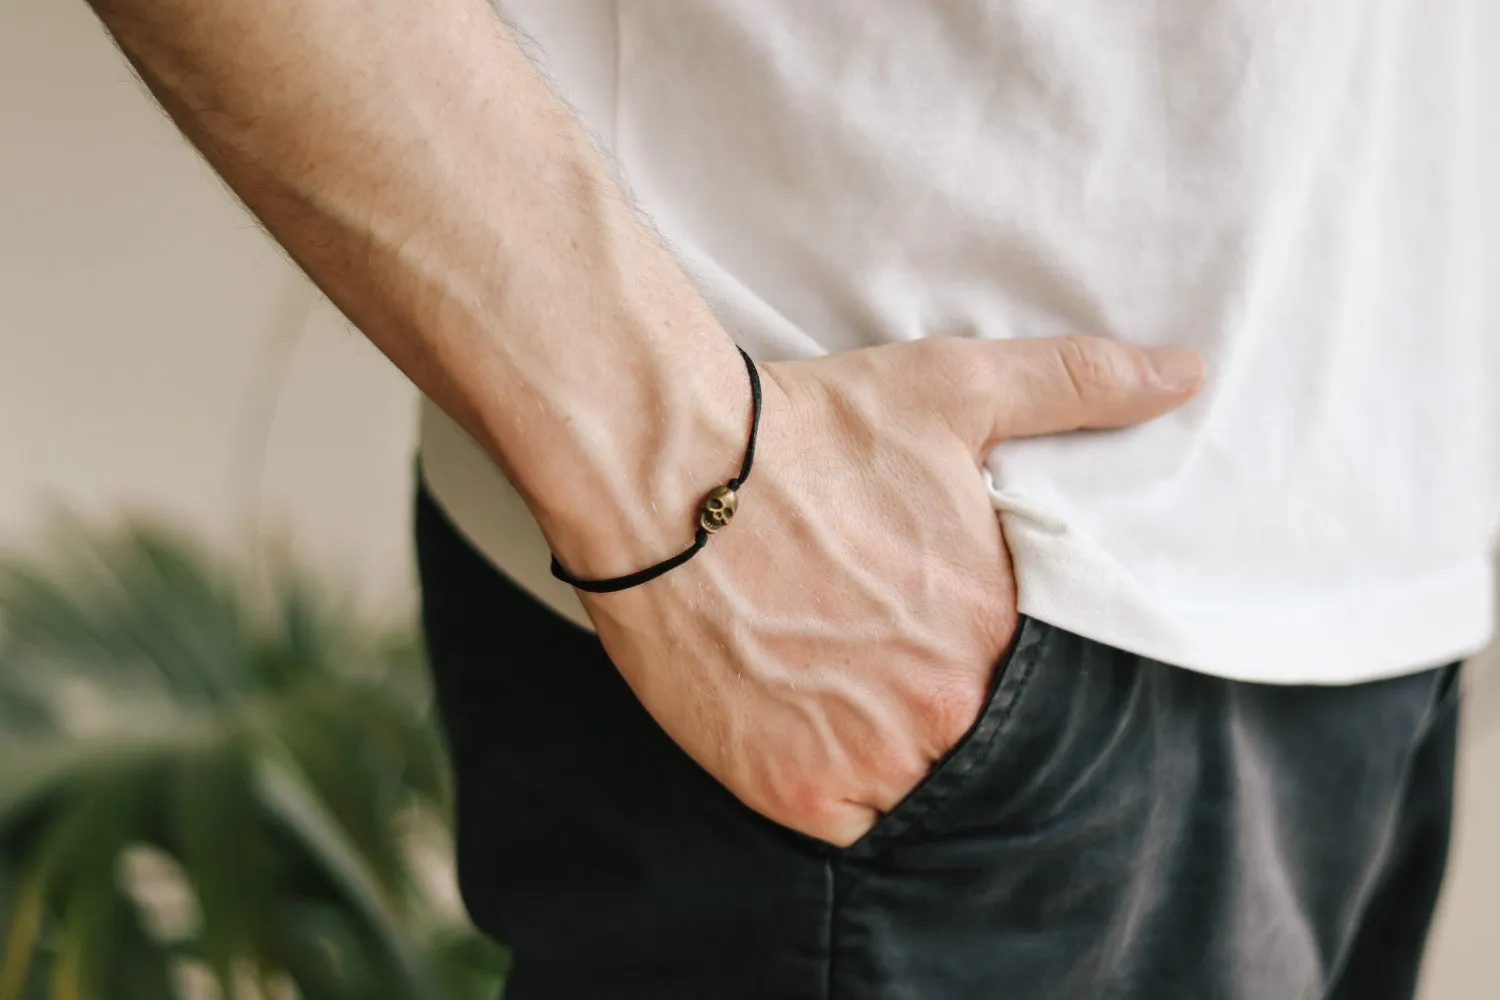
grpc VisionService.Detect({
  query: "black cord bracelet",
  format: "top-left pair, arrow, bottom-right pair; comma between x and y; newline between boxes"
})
548,346 -> 763,594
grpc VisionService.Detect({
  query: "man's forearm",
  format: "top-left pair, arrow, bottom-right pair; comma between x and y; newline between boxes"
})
87,0 -> 748,574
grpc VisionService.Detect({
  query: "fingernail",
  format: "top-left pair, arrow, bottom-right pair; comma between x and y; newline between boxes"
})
1145,346 -> 1205,392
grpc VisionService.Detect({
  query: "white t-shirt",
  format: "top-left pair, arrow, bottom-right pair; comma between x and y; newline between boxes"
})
421,0 -> 1499,684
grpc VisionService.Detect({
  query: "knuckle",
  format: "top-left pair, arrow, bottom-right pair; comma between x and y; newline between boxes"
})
747,762 -> 841,833
771,783 -> 870,845
746,743 -> 926,843
778,776 -> 832,827
1055,334 -> 1120,400
1055,333 -> 1151,403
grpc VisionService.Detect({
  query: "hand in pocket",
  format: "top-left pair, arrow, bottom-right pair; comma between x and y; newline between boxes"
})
580,336 -> 1202,846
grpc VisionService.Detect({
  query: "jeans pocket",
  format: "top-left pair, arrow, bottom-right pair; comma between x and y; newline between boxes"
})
840,615 -> 1049,859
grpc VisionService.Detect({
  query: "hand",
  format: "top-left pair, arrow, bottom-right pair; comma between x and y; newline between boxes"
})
577,335 -> 1203,846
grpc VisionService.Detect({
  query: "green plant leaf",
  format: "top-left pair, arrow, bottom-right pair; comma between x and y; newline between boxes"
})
0,733 -> 211,837
423,927 -> 510,1000
1,514 -> 474,1000
170,741 -> 270,997
107,881 -> 177,1000
254,752 -> 440,1000
0,873 -> 47,1000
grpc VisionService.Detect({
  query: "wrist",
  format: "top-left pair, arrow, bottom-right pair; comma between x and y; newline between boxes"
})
385,135 -> 757,579
504,328 -> 754,583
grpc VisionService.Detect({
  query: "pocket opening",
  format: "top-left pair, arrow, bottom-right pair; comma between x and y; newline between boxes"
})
839,614 -> 1042,858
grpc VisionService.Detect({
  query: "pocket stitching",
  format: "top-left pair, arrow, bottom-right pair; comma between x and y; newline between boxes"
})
842,616 -> 1044,858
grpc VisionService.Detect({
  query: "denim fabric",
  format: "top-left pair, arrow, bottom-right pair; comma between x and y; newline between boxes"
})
415,483 -> 1460,1000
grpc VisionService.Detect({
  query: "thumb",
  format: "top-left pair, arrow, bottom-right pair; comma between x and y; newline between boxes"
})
949,335 -> 1204,452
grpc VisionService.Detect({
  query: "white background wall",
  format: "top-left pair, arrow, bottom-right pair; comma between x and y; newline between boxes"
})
2,2 -> 1497,996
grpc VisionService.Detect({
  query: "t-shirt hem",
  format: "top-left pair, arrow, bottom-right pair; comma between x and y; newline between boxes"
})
1001,511 -> 1496,685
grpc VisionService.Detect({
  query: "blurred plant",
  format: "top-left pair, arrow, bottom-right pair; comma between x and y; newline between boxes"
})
0,516 -> 506,1000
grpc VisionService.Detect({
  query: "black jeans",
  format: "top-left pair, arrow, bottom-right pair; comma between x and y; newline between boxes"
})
415,483 -> 1461,1000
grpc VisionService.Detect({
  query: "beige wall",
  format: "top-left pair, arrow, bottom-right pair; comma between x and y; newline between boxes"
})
2,2 -> 1496,996
0,0 -> 418,613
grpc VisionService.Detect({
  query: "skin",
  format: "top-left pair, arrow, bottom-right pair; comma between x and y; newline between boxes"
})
84,0 -> 1203,846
